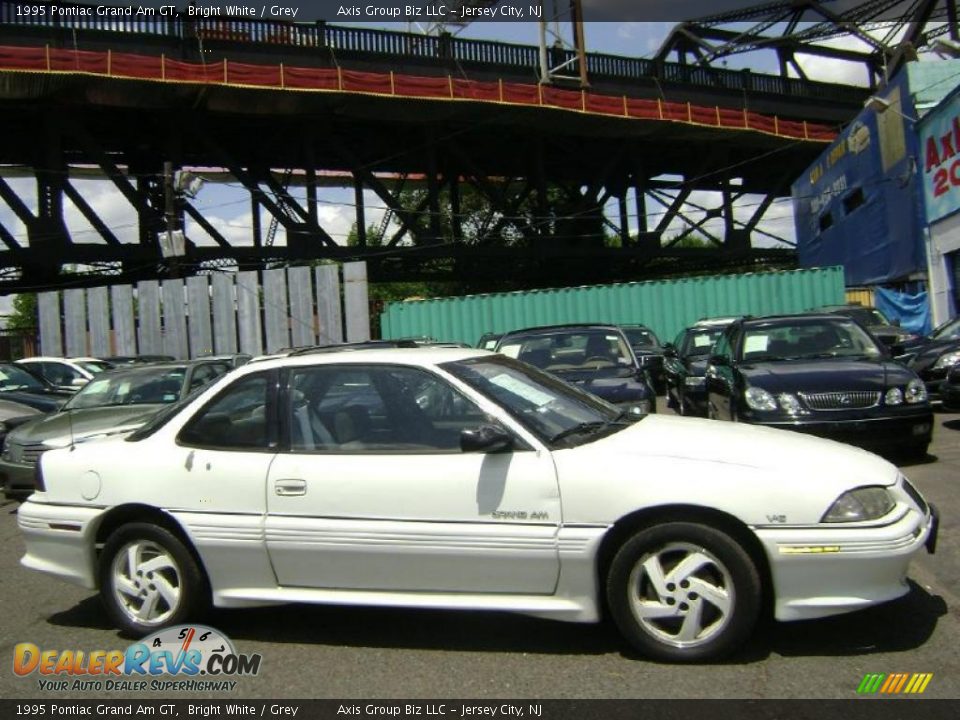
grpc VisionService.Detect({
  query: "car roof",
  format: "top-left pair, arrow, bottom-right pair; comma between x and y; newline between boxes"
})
741,312 -> 857,326
240,346 -> 491,373
500,324 -> 624,338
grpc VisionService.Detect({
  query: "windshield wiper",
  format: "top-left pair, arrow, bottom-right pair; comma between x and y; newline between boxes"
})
550,412 -> 636,444
550,421 -> 607,444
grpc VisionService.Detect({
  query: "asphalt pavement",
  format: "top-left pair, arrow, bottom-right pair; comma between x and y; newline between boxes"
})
1,408 -> 958,700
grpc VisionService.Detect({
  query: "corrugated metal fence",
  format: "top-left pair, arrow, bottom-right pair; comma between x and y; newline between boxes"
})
381,267 -> 846,346
37,262 -> 370,359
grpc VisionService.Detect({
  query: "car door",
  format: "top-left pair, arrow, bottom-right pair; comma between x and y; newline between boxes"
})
706,327 -> 738,420
265,363 -> 561,595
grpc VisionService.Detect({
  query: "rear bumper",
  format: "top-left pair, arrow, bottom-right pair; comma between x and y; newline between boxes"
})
18,498 -> 103,590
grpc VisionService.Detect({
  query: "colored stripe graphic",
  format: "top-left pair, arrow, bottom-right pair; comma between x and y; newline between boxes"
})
858,673 -> 933,695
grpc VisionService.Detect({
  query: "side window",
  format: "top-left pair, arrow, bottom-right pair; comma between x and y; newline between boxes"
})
189,364 -> 216,391
287,364 -> 494,454
178,373 -> 271,450
713,330 -> 733,359
42,362 -> 79,385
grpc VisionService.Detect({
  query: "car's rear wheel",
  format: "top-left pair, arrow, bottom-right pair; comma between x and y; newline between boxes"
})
98,523 -> 208,636
606,522 -> 761,662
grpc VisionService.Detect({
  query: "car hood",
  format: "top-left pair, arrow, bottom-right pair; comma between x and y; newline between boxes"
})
550,366 -> 652,401
7,405 -> 163,447
684,356 -> 710,376
0,390 -> 70,413
738,358 -> 913,393
908,339 -> 960,370
552,414 -> 899,524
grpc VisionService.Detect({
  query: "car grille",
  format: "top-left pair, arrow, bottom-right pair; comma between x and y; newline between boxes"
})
800,391 -> 881,410
7,442 -> 46,466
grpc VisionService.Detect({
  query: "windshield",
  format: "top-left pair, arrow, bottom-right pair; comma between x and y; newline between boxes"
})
622,327 -> 661,349
838,307 -> 890,327
76,360 -> 113,374
443,356 -> 635,446
932,317 -> 960,340
65,369 -> 186,410
497,329 -> 635,372
681,328 -> 726,357
0,365 -> 47,392
739,319 -> 883,362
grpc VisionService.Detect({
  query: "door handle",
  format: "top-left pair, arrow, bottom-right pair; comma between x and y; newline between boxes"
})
274,478 -> 307,496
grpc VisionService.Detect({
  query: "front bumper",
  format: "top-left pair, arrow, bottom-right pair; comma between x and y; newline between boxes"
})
757,503 -> 936,621
743,411 -> 932,451
0,459 -> 37,500
18,498 -> 103,590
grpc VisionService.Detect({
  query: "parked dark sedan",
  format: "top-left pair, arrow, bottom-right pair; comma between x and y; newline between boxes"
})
663,317 -> 738,417
0,363 -> 73,412
818,304 -> 920,350
495,325 -> 655,415
705,314 -> 932,457
902,316 -> 960,401
619,324 -> 666,393
942,364 -> 960,411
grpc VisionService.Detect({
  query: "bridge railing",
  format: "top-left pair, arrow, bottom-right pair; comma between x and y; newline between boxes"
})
0,3 -> 865,104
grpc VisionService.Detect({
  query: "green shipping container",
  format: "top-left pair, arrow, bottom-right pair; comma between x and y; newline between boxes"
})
380,267 -> 846,346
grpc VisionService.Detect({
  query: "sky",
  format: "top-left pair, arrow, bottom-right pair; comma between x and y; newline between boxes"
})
0,20 -> 895,313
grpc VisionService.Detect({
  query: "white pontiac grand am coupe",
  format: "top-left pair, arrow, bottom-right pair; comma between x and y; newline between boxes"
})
18,348 -> 938,662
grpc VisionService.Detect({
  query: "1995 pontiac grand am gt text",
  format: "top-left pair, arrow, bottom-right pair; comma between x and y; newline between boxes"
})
17,348 -> 938,662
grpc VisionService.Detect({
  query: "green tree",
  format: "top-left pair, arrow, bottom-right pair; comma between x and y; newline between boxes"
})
5,293 -> 38,332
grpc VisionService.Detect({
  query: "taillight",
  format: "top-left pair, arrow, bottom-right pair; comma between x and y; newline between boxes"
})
33,460 -> 45,492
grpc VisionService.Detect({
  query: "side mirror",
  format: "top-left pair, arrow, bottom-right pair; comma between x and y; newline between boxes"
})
708,354 -> 729,367
662,343 -> 677,358
461,424 -> 513,454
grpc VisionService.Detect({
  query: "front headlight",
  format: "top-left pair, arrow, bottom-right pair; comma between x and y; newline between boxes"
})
885,387 -> 903,405
619,401 -> 652,416
777,393 -> 803,414
933,351 -> 960,370
744,386 -> 777,411
905,378 -> 928,404
822,486 -> 895,523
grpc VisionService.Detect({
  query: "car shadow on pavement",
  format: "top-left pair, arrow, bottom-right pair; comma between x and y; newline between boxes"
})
736,581 -> 947,662
48,582 -> 946,662
941,419 -> 960,431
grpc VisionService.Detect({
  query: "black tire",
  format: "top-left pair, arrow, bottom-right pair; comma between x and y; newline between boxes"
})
98,522 -> 209,636
606,522 -> 761,662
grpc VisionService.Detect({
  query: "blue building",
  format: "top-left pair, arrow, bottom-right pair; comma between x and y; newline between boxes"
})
792,60 -> 960,328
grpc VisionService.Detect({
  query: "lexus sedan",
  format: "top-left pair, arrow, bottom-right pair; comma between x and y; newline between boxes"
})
901,316 -> 960,401
19,348 -> 937,662
1,360 -> 232,500
495,324 -> 655,415
705,314 -> 933,457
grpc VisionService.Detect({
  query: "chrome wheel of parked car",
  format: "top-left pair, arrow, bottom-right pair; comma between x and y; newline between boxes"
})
607,523 -> 760,662
99,523 -> 207,635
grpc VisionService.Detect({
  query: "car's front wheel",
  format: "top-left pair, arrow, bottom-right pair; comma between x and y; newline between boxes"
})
606,522 -> 761,662
98,523 -> 208,636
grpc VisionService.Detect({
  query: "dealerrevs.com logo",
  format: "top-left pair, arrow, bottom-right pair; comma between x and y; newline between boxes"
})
14,625 -> 262,692
857,673 -> 934,695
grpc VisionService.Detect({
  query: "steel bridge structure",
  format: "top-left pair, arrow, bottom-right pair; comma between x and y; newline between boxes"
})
0,1 -> 921,291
